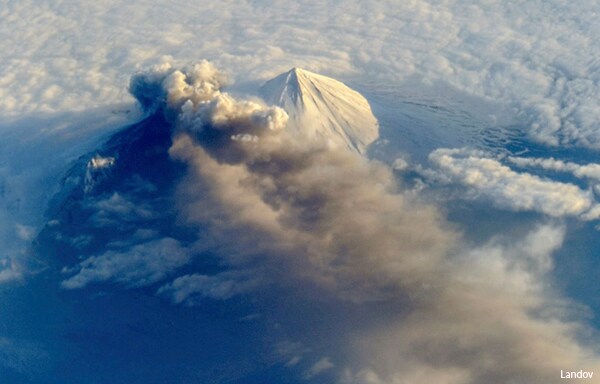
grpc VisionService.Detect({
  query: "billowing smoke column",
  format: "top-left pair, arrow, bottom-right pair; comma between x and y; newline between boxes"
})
131,62 -> 599,383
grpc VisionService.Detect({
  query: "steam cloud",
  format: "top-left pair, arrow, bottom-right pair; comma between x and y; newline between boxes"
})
132,62 -> 599,383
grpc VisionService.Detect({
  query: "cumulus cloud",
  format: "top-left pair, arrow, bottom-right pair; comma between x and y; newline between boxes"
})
130,63 -> 600,383
429,148 -> 600,220
61,237 -> 189,289
508,156 -> 600,182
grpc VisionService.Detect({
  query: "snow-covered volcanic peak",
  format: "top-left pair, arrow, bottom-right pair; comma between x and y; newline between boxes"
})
260,68 -> 379,154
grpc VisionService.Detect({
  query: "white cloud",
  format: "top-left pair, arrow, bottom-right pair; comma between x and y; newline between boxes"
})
508,156 -> 600,182
391,157 -> 408,171
305,357 -> 334,379
429,148 -> 599,219
61,237 -> 189,289
1,1 -> 599,148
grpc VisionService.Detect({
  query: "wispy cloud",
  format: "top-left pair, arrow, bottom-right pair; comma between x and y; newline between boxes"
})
158,270 -> 262,303
61,237 -> 189,289
508,156 -> 600,182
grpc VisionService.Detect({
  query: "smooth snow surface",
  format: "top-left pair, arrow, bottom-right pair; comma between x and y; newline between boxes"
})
261,68 -> 379,154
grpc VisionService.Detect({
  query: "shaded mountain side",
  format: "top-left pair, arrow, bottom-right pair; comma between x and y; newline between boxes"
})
40,112 -> 192,269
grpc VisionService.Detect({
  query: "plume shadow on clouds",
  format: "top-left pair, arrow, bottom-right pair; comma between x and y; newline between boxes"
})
0,105 -> 141,284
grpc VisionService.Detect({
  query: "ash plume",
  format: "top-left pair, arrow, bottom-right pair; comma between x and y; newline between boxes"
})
131,61 -> 600,383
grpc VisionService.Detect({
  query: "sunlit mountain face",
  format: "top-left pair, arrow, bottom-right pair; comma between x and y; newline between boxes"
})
260,67 -> 379,154
2,2 -> 600,383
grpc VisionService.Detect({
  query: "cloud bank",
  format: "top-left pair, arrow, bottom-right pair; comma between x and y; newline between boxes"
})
429,148 -> 600,220
2,0 -> 599,149
127,62 -> 600,383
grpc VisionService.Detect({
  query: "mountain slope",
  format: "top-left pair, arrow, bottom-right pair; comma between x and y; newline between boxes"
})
260,68 -> 379,154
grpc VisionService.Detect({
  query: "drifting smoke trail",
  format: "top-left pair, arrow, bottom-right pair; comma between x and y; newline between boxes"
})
131,61 -> 599,383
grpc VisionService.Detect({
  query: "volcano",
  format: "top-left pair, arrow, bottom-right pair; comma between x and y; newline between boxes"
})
260,68 -> 379,154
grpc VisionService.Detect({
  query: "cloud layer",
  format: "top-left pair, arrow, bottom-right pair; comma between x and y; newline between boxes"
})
2,0 -> 599,149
